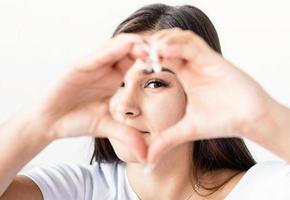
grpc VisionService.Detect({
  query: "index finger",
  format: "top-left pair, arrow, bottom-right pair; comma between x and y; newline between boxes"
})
75,34 -> 145,72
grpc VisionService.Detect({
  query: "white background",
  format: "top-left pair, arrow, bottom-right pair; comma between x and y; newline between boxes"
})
0,0 -> 289,170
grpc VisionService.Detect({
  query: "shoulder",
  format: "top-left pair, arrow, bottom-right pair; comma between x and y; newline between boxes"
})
239,160 -> 290,188
20,161 -> 126,200
225,161 -> 290,200
246,160 -> 290,180
21,161 -> 125,181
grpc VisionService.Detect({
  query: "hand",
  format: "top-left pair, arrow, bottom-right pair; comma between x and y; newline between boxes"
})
33,34 -> 148,161
146,28 -> 272,163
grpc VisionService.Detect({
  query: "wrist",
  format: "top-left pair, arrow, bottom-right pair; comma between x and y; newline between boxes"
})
240,98 -> 290,160
11,108 -> 56,145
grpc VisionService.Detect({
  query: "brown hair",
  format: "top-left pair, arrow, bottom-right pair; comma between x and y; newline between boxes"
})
90,3 -> 256,196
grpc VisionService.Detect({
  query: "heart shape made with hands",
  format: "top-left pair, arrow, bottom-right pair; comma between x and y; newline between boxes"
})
111,29 -> 269,166
48,30 -> 268,167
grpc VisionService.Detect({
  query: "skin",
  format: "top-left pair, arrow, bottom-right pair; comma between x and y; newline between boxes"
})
0,33 -> 150,198
107,58 -> 245,199
144,28 -> 290,165
0,29 -> 289,200
108,51 -> 198,200
108,58 -> 187,161
107,32 -> 245,200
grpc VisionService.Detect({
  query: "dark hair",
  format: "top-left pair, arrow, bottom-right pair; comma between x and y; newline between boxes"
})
90,3 -> 256,196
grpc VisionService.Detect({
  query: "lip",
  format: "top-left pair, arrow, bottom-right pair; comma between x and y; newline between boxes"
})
139,130 -> 150,134
128,125 -> 150,134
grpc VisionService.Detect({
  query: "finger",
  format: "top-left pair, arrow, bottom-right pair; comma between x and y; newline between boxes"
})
159,43 -> 218,65
97,115 -> 147,162
75,34 -> 144,72
159,43 -> 199,60
115,42 -> 150,74
147,119 -> 194,164
157,33 -> 220,66
157,31 -> 201,60
159,56 -> 186,71
159,30 -> 197,44
149,28 -> 219,67
149,28 -> 183,44
131,41 -> 149,62
114,56 -> 135,75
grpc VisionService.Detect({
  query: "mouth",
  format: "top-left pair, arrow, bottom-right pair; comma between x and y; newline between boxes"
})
139,130 -> 150,134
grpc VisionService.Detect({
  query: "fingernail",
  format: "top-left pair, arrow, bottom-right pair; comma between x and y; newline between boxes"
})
143,163 -> 156,174
139,158 -> 147,165
135,41 -> 150,52
152,63 -> 162,73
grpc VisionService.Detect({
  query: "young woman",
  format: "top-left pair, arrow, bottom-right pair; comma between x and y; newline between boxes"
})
0,4 -> 289,200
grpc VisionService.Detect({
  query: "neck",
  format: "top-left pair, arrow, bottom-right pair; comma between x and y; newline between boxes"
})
126,143 -> 196,200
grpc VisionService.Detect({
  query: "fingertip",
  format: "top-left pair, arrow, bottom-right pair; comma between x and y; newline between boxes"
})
147,137 -> 165,164
138,151 -> 148,164
143,163 -> 156,174
131,43 -> 149,61
125,128 -> 148,162
133,137 -> 148,162
158,45 -> 180,59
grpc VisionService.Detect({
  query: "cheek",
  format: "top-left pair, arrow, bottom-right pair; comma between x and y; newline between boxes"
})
145,88 -> 186,131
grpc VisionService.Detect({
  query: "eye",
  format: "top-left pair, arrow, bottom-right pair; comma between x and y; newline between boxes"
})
120,82 -> 125,87
145,79 -> 169,89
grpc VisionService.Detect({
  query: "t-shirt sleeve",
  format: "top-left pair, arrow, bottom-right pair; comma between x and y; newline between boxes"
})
279,162 -> 290,199
19,163 -> 105,200
224,161 -> 290,200
264,161 -> 290,199
250,161 -> 290,199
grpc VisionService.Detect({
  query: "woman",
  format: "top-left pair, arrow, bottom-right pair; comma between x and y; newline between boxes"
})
0,3 -> 289,200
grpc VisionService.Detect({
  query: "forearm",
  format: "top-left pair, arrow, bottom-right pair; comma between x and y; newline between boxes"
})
0,110 -> 53,196
241,99 -> 290,162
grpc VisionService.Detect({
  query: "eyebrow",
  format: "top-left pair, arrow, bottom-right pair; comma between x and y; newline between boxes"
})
140,67 -> 176,75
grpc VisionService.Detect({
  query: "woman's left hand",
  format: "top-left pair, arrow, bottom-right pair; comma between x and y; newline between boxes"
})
146,28 -> 275,164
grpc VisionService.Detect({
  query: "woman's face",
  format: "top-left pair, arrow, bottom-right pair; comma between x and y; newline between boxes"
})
109,57 -> 187,163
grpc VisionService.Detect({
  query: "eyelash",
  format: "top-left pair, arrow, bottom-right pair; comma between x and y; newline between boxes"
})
120,79 -> 169,89
145,79 -> 169,89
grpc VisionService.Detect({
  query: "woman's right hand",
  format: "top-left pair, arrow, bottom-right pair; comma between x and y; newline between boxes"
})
33,34 -> 148,161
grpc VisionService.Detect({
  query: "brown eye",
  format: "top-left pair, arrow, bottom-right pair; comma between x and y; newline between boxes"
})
120,82 -> 125,87
145,79 -> 169,89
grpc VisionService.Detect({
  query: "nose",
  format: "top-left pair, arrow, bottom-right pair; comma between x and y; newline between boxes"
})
117,91 -> 141,119
123,107 -> 140,117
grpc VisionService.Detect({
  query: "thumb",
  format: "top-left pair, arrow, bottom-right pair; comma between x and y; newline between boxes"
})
157,40 -> 220,69
147,118 -> 195,164
97,116 -> 148,162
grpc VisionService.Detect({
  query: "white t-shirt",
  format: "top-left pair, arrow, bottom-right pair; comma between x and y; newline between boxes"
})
20,161 -> 290,200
